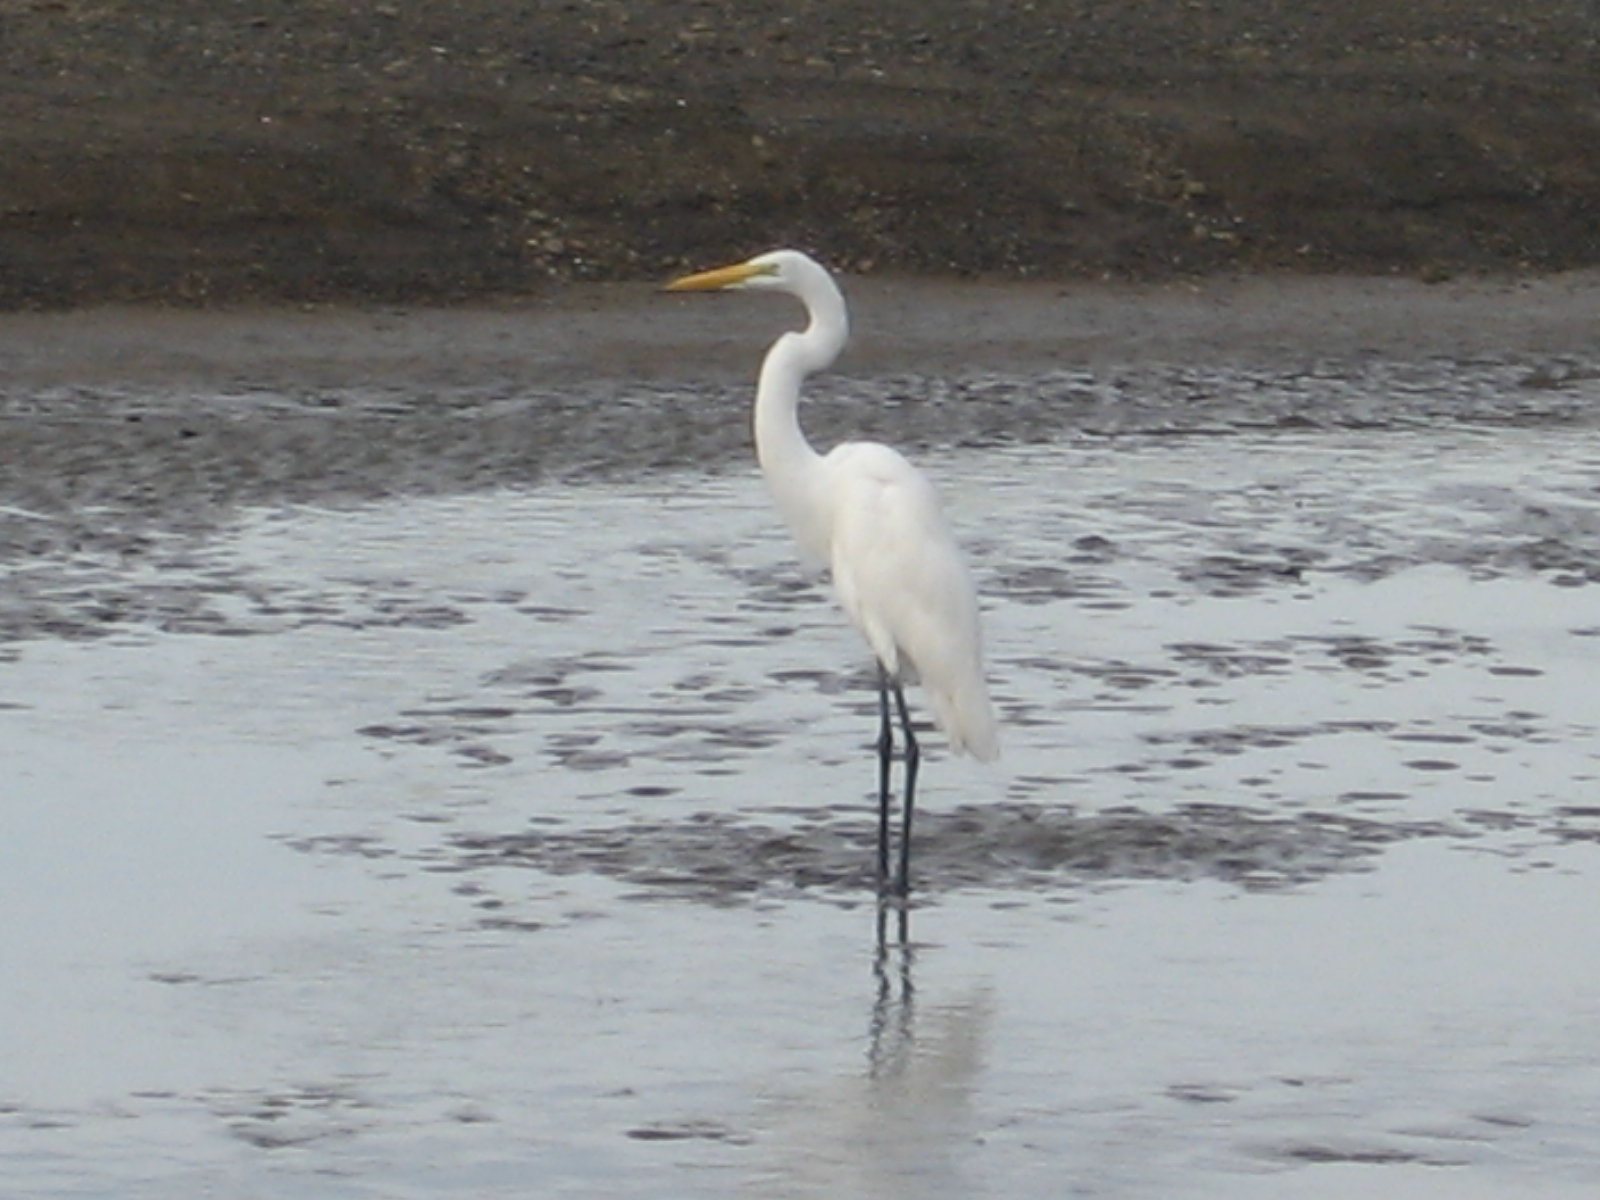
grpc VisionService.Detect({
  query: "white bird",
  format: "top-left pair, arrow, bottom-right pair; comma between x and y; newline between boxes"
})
667,249 -> 999,896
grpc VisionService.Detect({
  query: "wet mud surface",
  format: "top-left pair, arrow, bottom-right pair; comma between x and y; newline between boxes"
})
5,269 -> 1600,647
5,281 -> 1600,903
443,802 -> 1440,902
4,279 -> 1600,1196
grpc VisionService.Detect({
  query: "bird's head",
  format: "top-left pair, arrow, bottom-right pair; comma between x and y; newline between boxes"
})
666,249 -> 849,354
666,249 -> 824,295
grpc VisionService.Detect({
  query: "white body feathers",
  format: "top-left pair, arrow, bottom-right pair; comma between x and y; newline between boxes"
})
685,249 -> 999,762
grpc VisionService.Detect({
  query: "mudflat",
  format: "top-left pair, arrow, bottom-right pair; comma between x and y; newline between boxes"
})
3,266 -> 1597,643
5,269 -> 1600,393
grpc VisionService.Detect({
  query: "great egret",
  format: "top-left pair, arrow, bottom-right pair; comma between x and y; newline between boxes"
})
667,249 -> 999,897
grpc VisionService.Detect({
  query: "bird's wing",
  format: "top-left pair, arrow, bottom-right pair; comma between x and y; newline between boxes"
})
824,442 -> 998,759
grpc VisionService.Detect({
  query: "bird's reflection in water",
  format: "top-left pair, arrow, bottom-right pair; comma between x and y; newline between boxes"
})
856,902 -> 990,1198
869,903 -> 916,1084
744,904 -> 990,1199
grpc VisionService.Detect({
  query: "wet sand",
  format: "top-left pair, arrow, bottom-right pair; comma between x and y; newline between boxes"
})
6,270 -> 1600,393
7,269 -> 1600,640
2,277 -> 1600,1196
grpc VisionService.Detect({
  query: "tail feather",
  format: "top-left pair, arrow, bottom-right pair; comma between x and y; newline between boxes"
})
925,673 -> 1000,763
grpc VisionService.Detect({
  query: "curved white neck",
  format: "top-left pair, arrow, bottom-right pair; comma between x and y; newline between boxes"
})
753,270 -> 849,562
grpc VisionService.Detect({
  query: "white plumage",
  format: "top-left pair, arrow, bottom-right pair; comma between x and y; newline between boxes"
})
668,248 -> 998,893
822,440 -> 998,760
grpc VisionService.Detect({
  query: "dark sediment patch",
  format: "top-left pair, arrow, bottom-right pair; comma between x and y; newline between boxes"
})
437,801 -> 1450,904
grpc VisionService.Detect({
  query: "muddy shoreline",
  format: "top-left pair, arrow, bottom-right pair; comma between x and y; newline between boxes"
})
6,38 -> 1600,1184
3,271 -> 1598,531
7,270 -> 1600,392
3,1 -> 1599,306
3,271 -> 1598,647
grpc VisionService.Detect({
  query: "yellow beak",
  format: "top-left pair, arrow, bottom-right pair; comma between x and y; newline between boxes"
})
664,260 -> 769,291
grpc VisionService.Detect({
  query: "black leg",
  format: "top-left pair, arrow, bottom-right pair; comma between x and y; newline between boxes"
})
892,680 -> 919,896
875,663 -> 894,891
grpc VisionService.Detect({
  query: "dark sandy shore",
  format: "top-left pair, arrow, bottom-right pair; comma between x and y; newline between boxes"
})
3,267 -> 1597,619
3,1 -> 1598,306
7,269 -> 1600,392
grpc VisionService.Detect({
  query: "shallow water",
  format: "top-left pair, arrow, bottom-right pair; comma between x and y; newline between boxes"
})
3,319 -> 1600,1196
